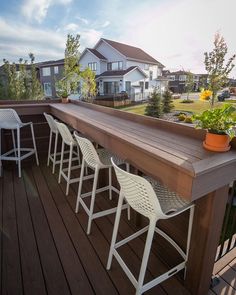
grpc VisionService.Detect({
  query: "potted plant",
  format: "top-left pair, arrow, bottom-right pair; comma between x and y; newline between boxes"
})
56,79 -> 70,103
193,104 -> 236,152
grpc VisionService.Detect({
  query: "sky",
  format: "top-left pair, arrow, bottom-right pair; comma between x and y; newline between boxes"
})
0,0 -> 235,76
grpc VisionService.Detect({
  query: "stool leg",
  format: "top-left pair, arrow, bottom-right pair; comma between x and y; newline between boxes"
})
75,157 -> 85,213
31,123 -> 39,166
11,130 -> 17,162
58,141 -> 64,183
136,220 -> 156,295
17,127 -> 21,178
52,131 -> 58,174
87,167 -> 99,235
47,130 -> 52,166
109,167 -> 112,200
66,144 -> 73,196
107,192 -> 125,270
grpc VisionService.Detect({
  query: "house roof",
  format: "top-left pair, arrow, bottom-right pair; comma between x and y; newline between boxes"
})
100,38 -> 164,67
96,66 -> 147,78
36,59 -> 64,67
87,49 -> 107,60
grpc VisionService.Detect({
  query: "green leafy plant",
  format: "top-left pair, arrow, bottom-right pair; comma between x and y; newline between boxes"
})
178,113 -> 186,121
184,116 -> 193,123
193,104 -> 236,139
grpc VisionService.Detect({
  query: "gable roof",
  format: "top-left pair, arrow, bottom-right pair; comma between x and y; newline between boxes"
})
99,38 -> 164,67
96,66 -> 147,79
87,48 -> 107,60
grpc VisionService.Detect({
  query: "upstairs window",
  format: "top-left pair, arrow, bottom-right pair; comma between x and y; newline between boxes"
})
107,61 -> 123,71
145,82 -> 149,89
88,62 -> 97,71
144,64 -> 149,70
179,75 -> 186,81
167,75 -> 175,81
149,71 -> 153,81
54,66 -> 59,74
42,67 -> 51,76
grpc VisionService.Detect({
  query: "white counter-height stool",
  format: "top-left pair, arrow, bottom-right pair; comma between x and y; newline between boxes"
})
0,108 -> 39,177
55,121 -> 81,195
74,132 -> 130,235
107,159 -> 195,295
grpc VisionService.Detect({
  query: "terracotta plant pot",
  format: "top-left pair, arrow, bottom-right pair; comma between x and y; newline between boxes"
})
203,132 -> 231,152
61,97 -> 69,104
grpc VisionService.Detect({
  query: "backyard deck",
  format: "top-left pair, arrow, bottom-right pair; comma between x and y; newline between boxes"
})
1,159 -> 192,295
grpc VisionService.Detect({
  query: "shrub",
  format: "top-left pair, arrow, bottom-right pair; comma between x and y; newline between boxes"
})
162,90 -> 174,113
180,99 -> 194,104
184,116 -> 193,123
178,114 -> 186,121
145,88 -> 162,118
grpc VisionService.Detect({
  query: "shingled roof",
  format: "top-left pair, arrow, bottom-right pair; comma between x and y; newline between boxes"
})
87,48 -> 107,60
101,38 -> 163,66
96,66 -> 147,78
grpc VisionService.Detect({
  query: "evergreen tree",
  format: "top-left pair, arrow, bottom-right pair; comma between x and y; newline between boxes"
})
29,53 -> 43,100
204,32 -> 236,107
145,88 -> 162,118
162,90 -> 174,113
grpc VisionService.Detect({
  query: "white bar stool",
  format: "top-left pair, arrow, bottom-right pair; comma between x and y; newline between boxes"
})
0,108 -> 39,177
55,121 -> 81,195
107,159 -> 195,295
74,132 -> 130,235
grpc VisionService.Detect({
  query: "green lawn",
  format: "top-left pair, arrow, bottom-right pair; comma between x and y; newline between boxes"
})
121,99 -> 236,115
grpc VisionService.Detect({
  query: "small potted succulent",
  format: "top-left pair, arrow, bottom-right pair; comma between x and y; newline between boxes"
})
193,104 -> 236,152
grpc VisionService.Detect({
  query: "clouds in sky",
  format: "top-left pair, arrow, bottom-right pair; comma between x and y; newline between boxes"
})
0,0 -> 235,76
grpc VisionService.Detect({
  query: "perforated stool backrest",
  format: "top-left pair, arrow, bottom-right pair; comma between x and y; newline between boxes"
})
44,113 -> 57,133
111,158 -> 166,220
74,132 -> 101,169
55,121 -> 74,146
0,108 -> 22,128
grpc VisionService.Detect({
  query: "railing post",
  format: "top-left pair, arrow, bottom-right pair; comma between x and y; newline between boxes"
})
185,186 -> 229,295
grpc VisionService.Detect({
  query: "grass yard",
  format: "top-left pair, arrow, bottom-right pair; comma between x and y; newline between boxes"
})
121,99 -> 236,115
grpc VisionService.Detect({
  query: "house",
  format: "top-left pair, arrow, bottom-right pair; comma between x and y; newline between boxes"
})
163,70 -> 208,93
79,38 -> 165,101
37,59 -> 64,98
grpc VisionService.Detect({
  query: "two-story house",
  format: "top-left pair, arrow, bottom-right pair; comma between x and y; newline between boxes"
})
79,38 -> 165,101
163,70 -> 208,93
37,59 -> 64,98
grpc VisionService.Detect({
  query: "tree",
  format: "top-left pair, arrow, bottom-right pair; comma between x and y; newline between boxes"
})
80,67 -> 97,102
145,88 -> 162,118
204,32 -> 236,107
185,72 -> 195,100
56,34 -> 81,97
1,54 -> 43,100
162,90 -> 174,113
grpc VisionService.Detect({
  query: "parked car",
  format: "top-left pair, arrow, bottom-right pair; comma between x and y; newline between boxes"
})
217,90 -> 231,101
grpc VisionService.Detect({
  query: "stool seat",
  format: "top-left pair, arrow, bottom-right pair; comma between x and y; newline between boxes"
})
97,149 -> 127,168
143,176 -> 190,214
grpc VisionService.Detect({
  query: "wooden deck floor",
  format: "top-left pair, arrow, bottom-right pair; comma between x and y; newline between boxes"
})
0,158 -> 234,295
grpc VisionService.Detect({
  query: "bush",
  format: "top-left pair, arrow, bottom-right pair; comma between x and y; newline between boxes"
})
184,116 -> 193,123
145,88 -> 162,118
178,114 -> 186,121
181,99 -> 194,103
162,90 -> 174,113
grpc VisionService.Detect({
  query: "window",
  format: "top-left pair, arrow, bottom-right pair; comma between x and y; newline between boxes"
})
167,75 -> 175,81
88,62 -> 97,71
42,67 -> 51,76
125,81 -> 131,94
103,81 -> 119,94
54,66 -> 59,74
149,71 -> 153,81
144,64 -> 149,70
179,75 -> 186,81
43,83 -> 52,96
145,82 -> 149,89
107,61 -> 123,71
